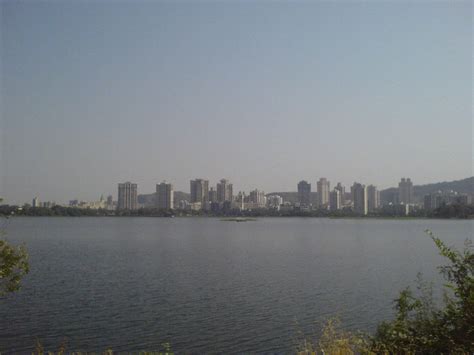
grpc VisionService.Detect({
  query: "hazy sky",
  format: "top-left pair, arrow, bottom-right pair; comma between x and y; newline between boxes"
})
1,1 -> 472,204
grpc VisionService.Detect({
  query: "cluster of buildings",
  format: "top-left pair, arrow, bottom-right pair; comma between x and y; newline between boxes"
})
424,190 -> 471,210
31,197 -> 57,209
28,177 -> 471,215
69,195 -> 115,210
114,177 -> 418,215
118,179 -> 270,212
295,179 -> 381,214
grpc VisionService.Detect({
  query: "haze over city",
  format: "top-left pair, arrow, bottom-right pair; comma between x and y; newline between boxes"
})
1,1 -> 472,204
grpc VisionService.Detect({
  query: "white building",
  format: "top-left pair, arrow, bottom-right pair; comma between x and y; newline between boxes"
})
367,185 -> 380,212
32,197 -> 40,208
249,189 -> 266,208
317,178 -> 330,208
118,182 -> 138,210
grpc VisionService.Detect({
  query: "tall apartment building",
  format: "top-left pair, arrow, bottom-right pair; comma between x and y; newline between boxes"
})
351,182 -> 368,215
209,187 -> 217,203
335,182 -> 346,205
317,178 -> 330,208
190,179 -> 209,209
32,197 -> 40,208
216,179 -> 233,203
118,182 -> 138,210
398,178 -> 414,204
249,189 -> 266,208
156,182 -> 174,209
367,185 -> 380,212
297,180 -> 311,206
329,189 -> 341,211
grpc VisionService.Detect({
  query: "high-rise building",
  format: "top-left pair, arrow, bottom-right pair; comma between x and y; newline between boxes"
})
32,197 -> 40,208
351,182 -> 368,215
398,178 -> 414,204
217,179 -> 233,203
190,179 -> 209,209
424,194 -> 437,210
118,182 -> 138,210
335,183 -> 346,205
249,189 -> 266,208
297,180 -> 311,206
235,191 -> 246,210
329,189 -> 341,211
209,187 -> 217,203
317,178 -> 330,208
367,185 -> 380,212
157,182 -> 174,210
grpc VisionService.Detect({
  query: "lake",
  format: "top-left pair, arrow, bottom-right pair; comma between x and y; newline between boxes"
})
0,217 -> 471,353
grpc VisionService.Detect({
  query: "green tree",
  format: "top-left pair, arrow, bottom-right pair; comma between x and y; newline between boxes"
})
0,199 -> 29,296
372,230 -> 474,353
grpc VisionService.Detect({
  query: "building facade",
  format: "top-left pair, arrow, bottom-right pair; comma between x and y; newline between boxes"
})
398,178 -> 414,204
118,182 -> 138,210
335,182 -> 345,205
249,189 -> 266,208
367,185 -> 380,212
329,189 -> 341,211
351,182 -> 368,215
317,178 -> 330,208
190,179 -> 209,209
297,180 -> 311,206
216,179 -> 233,203
209,187 -> 217,203
156,182 -> 174,210
32,197 -> 40,208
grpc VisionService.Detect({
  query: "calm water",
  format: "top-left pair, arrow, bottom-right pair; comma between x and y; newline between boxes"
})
0,217 -> 471,353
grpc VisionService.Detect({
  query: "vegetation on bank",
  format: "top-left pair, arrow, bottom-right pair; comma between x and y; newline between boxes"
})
296,230 -> 473,354
0,200 -> 29,296
0,203 -> 473,219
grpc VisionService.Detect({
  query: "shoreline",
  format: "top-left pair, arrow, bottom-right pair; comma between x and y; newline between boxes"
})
2,214 -> 471,220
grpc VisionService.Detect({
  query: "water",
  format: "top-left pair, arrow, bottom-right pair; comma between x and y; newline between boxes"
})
0,217 -> 471,353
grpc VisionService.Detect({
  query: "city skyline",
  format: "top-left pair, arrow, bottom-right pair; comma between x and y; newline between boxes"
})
1,1 -> 472,204
4,174 -> 474,206
22,176 -> 470,216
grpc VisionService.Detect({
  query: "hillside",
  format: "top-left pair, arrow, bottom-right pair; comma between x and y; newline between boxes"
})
380,177 -> 473,203
268,177 -> 473,205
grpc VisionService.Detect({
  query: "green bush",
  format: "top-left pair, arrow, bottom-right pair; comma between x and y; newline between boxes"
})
371,230 -> 473,353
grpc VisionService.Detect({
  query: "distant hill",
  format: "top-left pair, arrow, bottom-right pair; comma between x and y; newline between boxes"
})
138,191 -> 190,208
137,177 -> 473,207
267,177 -> 473,205
380,177 -> 474,203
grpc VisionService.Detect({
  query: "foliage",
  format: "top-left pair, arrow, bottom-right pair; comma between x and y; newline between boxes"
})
1,202 -> 473,218
32,338 -> 173,355
371,230 -> 474,353
0,201 -> 29,296
429,203 -> 474,219
296,317 -> 373,355
296,231 -> 473,354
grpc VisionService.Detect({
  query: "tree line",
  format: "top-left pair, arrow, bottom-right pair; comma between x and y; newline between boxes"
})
0,203 -> 473,218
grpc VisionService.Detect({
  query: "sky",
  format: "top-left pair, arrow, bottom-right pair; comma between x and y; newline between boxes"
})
1,0 -> 472,204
